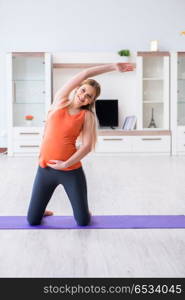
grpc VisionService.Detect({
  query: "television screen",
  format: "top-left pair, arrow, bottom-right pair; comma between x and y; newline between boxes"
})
95,99 -> 118,127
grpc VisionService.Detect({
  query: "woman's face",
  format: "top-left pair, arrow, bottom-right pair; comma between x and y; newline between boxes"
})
74,84 -> 96,107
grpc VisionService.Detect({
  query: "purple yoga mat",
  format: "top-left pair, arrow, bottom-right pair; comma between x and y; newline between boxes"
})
0,215 -> 185,229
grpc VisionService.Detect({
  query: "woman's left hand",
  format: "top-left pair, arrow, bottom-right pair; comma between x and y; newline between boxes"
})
115,62 -> 136,72
46,160 -> 68,170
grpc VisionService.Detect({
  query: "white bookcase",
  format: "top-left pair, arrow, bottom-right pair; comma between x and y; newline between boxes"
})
6,52 -> 52,156
171,52 -> 185,155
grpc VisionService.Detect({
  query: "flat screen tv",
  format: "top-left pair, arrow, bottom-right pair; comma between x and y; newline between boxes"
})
95,99 -> 118,128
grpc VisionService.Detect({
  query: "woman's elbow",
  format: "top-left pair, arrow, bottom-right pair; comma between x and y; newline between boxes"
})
82,144 -> 91,153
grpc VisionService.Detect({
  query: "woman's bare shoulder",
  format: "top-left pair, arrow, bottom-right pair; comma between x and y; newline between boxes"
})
83,110 -> 93,119
84,109 -> 94,116
83,110 -> 94,127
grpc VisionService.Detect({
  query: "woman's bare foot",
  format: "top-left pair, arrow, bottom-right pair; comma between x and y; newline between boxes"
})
43,210 -> 54,217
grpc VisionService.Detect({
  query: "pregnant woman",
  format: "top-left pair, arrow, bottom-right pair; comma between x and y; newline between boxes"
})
27,62 -> 135,226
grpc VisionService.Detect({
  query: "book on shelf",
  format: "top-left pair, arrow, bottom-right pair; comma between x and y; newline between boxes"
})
122,116 -> 137,130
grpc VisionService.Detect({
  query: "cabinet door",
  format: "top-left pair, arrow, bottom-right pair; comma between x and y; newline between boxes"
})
13,127 -> 44,140
13,139 -> 41,153
7,52 -> 52,156
12,53 -> 45,127
137,52 -> 170,130
133,136 -> 170,152
6,53 -> 13,155
9,52 -> 52,128
177,127 -> 185,152
95,136 -> 132,152
171,52 -> 185,155
177,53 -> 185,126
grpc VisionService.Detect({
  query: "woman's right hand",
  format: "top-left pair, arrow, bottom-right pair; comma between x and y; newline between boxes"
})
115,62 -> 136,72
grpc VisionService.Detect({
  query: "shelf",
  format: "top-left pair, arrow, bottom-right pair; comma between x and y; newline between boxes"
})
143,78 -> 163,80
143,101 -> 163,104
13,102 -> 44,104
10,127 -> 171,136
98,130 -> 171,136
12,52 -> 44,57
13,79 -> 45,82
138,51 -> 170,56
178,52 -> 185,56
53,63 -> 106,69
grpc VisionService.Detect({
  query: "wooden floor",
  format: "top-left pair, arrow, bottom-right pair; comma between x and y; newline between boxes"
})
0,154 -> 185,277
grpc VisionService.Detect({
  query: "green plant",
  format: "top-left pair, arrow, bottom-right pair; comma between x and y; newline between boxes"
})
118,49 -> 130,56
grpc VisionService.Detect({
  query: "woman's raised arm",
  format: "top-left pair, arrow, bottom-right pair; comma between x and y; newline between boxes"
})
85,62 -> 135,77
53,62 -> 135,106
53,70 -> 87,104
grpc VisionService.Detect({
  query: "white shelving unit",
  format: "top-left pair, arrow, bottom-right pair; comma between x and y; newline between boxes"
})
6,51 -> 172,156
136,52 -> 170,130
6,52 -> 52,156
171,52 -> 185,155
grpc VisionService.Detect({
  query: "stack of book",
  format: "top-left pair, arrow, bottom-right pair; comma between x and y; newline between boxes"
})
122,116 -> 137,130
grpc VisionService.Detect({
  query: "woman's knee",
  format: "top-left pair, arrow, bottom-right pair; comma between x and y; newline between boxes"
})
75,213 -> 91,226
27,213 -> 41,226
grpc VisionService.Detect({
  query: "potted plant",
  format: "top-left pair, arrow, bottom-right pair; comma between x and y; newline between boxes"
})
117,49 -> 130,62
25,114 -> 34,126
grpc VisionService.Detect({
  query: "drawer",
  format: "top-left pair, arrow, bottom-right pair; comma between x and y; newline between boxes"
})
13,127 -> 44,140
177,140 -> 185,152
133,136 -> 171,152
177,127 -> 185,141
13,139 -> 41,153
95,136 -> 132,152
177,129 -> 185,139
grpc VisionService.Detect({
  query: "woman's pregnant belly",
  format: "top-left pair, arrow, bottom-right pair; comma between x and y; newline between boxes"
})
38,137 -> 82,170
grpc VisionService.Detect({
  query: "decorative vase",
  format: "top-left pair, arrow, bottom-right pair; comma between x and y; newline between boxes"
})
150,40 -> 158,51
25,120 -> 33,126
118,56 -> 130,63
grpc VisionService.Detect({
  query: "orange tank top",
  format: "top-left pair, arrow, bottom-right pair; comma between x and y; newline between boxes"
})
38,106 -> 86,171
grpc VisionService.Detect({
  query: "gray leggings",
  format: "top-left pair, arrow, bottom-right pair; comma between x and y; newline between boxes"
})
27,166 -> 91,226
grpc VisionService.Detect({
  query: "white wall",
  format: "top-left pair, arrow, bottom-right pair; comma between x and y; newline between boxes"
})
1,0 -> 185,52
0,0 -> 185,146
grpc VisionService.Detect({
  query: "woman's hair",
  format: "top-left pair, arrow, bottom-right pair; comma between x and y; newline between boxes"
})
49,78 -> 101,152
